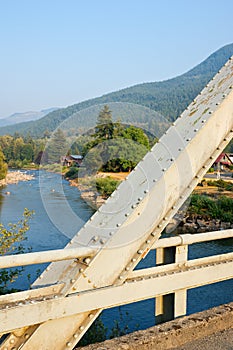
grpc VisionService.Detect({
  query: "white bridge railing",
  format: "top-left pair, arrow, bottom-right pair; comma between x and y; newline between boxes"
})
0,229 -> 232,337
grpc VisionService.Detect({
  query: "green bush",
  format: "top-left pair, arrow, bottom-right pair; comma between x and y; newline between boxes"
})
64,167 -> 79,179
189,194 -> 233,223
206,179 -> 233,191
95,177 -> 119,198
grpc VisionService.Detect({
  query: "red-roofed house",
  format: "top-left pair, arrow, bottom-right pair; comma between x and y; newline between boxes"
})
213,153 -> 233,170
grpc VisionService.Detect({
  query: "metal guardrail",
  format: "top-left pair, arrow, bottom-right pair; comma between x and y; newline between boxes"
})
0,246 -> 96,269
0,229 -> 232,269
0,229 -> 232,336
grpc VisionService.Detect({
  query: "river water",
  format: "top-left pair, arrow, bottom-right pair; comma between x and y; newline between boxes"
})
0,170 -> 232,333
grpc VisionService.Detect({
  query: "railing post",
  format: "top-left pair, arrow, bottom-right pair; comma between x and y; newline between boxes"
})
174,244 -> 188,318
155,246 -> 176,324
155,244 -> 188,323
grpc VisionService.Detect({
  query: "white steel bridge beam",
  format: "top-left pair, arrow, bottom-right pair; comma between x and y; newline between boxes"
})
1,57 -> 233,349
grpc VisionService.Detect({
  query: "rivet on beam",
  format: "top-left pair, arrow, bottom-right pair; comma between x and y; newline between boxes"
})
84,257 -> 91,265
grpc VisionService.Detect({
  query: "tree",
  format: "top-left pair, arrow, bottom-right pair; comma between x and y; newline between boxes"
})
93,105 -> 114,140
20,144 -> 34,162
0,135 -> 14,162
46,129 -> 68,164
0,209 -> 34,294
122,125 -> 150,149
0,147 -> 7,180
13,137 -> 24,160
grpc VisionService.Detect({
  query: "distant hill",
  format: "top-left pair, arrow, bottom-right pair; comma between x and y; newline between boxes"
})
1,43 -> 233,138
0,108 -> 58,127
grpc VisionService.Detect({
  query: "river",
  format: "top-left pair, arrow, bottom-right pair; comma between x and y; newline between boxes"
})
0,170 -> 232,334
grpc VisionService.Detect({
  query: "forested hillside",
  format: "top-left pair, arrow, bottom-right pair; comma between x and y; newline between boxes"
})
1,43 -> 233,138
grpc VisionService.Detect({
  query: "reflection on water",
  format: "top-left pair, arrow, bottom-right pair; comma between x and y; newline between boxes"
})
0,192 -> 4,217
0,169 -> 232,334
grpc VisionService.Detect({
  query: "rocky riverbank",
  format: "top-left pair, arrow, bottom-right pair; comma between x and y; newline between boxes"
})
173,216 -> 233,234
69,179 -> 105,209
0,171 -> 34,187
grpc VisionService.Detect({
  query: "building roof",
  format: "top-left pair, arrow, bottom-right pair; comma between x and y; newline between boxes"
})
214,153 -> 233,164
70,155 -> 83,160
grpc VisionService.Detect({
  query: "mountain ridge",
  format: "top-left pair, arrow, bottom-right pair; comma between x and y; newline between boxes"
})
0,108 -> 59,127
1,43 -> 233,137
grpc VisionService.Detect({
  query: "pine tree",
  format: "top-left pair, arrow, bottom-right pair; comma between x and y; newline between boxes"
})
0,147 -> 7,180
94,105 -> 114,140
46,129 -> 68,164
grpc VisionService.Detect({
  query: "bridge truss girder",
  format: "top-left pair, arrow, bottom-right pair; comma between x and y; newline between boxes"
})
1,56 -> 233,350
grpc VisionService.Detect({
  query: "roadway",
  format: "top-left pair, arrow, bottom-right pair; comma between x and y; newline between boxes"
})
204,171 -> 233,180
172,327 -> 233,350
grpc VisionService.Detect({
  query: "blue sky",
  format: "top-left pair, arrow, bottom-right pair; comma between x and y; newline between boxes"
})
1,0 -> 233,118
